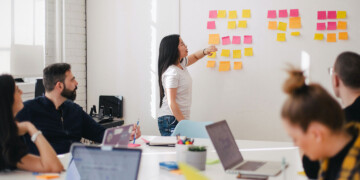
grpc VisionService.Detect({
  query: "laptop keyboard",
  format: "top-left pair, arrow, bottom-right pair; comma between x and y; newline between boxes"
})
236,161 -> 266,171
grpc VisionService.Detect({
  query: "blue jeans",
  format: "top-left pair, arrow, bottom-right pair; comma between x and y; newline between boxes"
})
158,115 -> 178,136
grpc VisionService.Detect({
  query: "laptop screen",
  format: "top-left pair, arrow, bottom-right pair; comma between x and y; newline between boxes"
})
206,120 -> 244,170
66,145 -> 142,180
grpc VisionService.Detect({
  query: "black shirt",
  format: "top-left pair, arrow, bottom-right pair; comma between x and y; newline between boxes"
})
344,96 -> 360,123
0,139 -> 27,171
16,96 -> 105,155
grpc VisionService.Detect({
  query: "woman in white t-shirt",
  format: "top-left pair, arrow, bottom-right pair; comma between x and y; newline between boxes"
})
157,34 -> 217,136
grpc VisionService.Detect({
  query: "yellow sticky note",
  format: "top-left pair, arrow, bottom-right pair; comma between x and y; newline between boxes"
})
244,48 -> 253,56
278,22 -> 287,31
339,32 -> 348,40
277,33 -> 286,41
238,21 -> 247,28
291,32 -> 300,36
229,10 -> 237,19
221,49 -> 230,57
178,163 -> 209,180
337,11 -> 346,19
289,17 -> 301,29
218,10 -> 226,18
268,21 -> 277,30
208,34 -> 220,45
228,21 -> 236,29
219,61 -> 231,72
327,33 -> 336,42
206,60 -> 216,68
242,9 -> 251,18
314,33 -> 324,40
207,52 -> 216,58
234,62 -> 243,70
233,50 -> 241,58
337,21 -> 347,30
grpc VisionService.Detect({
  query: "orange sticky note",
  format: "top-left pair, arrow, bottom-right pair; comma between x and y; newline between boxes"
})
314,33 -> 324,40
238,20 -> 247,28
170,169 -> 183,175
36,175 -> 60,179
242,9 -> 251,18
221,49 -> 230,57
339,32 -> 348,40
327,33 -> 336,42
268,21 -> 277,30
337,21 -> 347,30
206,60 -> 216,68
244,48 -> 253,56
233,50 -> 241,58
219,61 -> 231,72
229,10 -> 237,19
218,10 -> 226,18
208,34 -> 220,45
208,52 -> 216,58
234,62 -> 243,70
228,21 -> 236,29
277,33 -> 286,41
289,17 -> 301,29
278,22 -> 287,31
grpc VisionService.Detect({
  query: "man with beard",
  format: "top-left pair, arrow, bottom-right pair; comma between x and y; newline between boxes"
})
16,63 -> 141,155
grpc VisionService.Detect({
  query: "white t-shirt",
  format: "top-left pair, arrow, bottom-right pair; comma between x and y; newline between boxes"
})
158,58 -> 192,119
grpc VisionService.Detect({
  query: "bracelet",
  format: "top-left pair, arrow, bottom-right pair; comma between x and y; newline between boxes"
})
203,48 -> 206,55
31,131 -> 42,142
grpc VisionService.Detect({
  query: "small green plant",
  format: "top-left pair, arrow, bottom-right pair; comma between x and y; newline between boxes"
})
188,146 -> 206,152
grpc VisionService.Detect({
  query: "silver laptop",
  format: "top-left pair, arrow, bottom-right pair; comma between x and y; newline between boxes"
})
66,144 -> 142,180
206,120 -> 285,176
102,124 -> 133,147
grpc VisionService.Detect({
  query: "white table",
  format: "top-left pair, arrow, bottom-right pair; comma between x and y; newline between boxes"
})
0,136 -> 307,180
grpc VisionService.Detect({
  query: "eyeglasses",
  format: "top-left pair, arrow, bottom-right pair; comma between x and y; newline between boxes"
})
328,67 -> 334,75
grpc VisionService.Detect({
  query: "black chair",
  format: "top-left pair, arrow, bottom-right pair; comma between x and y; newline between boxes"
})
35,79 -> 45,97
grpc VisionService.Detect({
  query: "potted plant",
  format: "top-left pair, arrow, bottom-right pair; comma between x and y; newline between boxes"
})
186,146 -> 207,170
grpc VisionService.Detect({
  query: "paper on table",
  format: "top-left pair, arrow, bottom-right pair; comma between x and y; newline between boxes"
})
178,163 -> 209,180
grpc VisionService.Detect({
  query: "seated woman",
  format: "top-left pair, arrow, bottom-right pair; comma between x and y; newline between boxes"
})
0,74 -> 63,172
281,68 -> 360,179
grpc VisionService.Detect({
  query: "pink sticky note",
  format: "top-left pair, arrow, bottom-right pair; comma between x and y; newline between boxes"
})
244,35 -> 252,44
222,36 -> 231,45
232,36 -> 241,44
317,23 -> 326,30
318,11 -> 326,20
209,10 -> 217,18
327,22 -> 337,30
290,9 -> 299,17
327,11 -> 337,19
267,10 -> 277,18
207,21 -> 216,29
279,9 -> 288,18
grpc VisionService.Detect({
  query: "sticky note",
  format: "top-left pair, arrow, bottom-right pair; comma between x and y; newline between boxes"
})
267,10 -> 277,18
327,22 -> 337,30
242,9 -> 251,18
268,21 -> 277,30
36,175 -> 60,179
327,33 -> 336,42
219,61 -> 231,72
327,11 -> 337,19
278,22 -> 287,31
339,32 -> 348,40
337,11 -> 347,19
244,35 -> 252,44
238,20 -> 247,28
279,9 -> 288,18
208,52 -> 216,58
218,10 -> 226,18
228,21 -> 236,29
337,21 -> 347,30
289,17 -> 301,29
244,48 -> 253,56
234,62 -> 243,70
318,11 -> 326,20
314,33 -> 324,40
232,36 -> 241,44
221,49 -> 230,57
290,9 -> 299,17
206,61 -> 216,68
207,21 -> 216,29
222,36 -> 231,45
229,10 -> 237,19
291,32 -> 300,36
317,23 -> 326,30
209,10 -> 217,18
208,34 -> 220,45
178,163 -> 209,180
277,33 -> 286,42
233,50 -> 241,58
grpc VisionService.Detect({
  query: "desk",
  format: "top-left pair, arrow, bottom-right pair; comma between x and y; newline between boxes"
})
0,136 -> 307,180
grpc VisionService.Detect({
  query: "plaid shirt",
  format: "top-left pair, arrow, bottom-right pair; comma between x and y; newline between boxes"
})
319,122 -> 360,180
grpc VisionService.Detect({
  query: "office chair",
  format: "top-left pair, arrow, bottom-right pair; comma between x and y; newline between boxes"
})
171,120 -> 213,138
35,79 -> 45,97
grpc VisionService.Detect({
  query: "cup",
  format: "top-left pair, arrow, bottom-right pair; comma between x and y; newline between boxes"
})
176,144 -> 191,162
185,150 -> 207,171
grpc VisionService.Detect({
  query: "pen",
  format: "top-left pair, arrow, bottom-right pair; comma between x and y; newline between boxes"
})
133,121 -> 139,144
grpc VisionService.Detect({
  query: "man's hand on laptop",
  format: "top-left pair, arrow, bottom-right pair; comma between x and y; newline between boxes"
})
129,123 -> 141,141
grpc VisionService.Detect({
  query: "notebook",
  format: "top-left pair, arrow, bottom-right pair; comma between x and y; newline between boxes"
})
147,136 -> 177,147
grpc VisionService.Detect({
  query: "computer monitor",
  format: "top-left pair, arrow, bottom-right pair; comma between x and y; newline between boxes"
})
99,95 -> 123,118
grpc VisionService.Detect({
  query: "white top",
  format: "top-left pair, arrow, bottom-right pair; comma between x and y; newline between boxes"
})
158,58 -> 192,119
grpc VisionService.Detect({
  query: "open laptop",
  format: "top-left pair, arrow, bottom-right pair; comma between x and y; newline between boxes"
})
66,144 -> 142,180
206,120 -> 285,176
102,124 -> 133,147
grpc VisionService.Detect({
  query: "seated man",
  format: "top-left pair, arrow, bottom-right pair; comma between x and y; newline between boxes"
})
16,63 -> 141,155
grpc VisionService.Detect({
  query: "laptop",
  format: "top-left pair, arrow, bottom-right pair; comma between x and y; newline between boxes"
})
102,124 -> 133,147
206,120 -> 285,176
66,144 -> 142,180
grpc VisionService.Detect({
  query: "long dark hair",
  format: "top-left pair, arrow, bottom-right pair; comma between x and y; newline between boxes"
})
158,34 -> 180,107
0,74 -> 27,170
